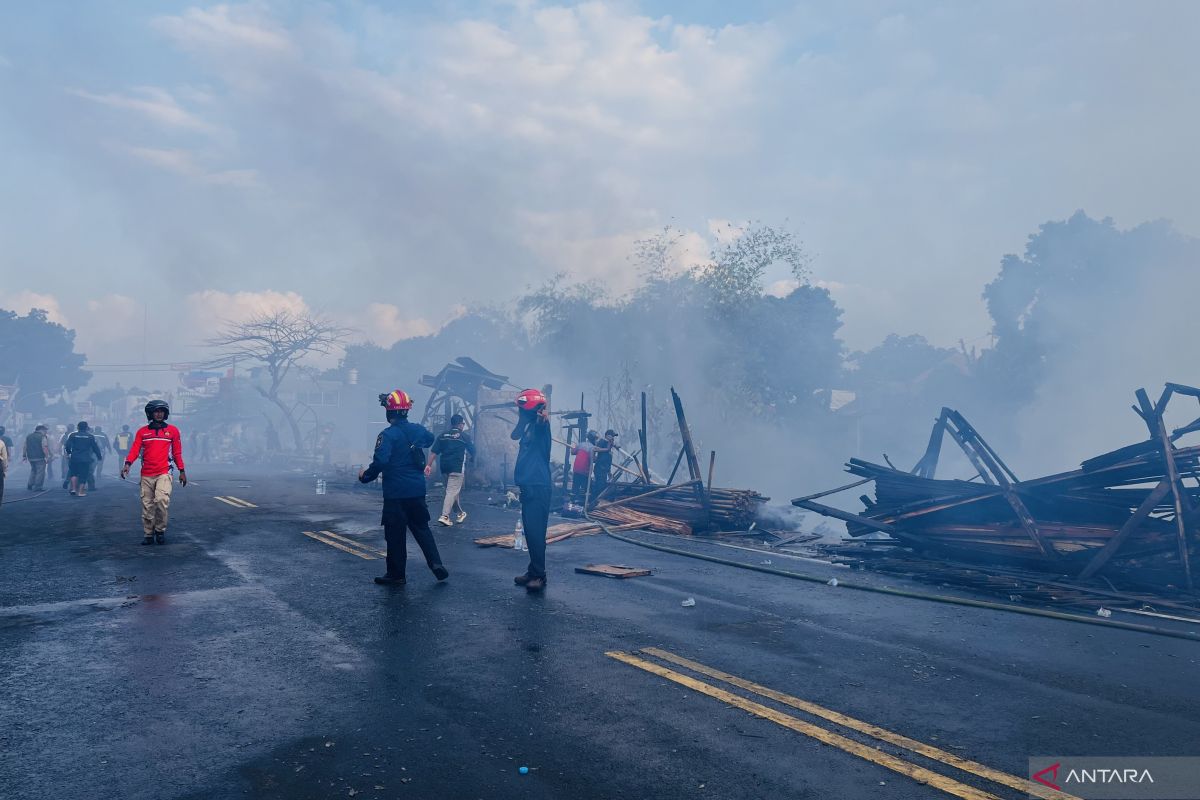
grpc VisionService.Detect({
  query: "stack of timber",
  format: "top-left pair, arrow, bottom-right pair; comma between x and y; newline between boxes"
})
590,504 -> 693,536
601,482 -> 767,532
794,383 -> 1200,594
581,387 -> 768,535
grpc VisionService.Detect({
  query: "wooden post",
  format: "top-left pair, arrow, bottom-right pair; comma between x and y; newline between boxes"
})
639,391 -> 651,483
1078,479 -> 1172,580
666,446 -> 686,486
671,387 -> 703,481
1136,386 -> 1195,591
670,387 -> 712,526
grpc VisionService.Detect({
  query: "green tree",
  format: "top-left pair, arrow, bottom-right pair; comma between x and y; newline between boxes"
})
0,308 -> 90,418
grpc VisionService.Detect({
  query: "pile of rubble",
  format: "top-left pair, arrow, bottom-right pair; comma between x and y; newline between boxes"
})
796,383 -> 1200,597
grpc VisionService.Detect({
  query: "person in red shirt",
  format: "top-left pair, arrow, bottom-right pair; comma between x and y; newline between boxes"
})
120,400 -> 187,545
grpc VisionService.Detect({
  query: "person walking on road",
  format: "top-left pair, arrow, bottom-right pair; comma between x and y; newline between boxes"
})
120,400 -> 187,545
64,421 -> 103,497
22,424 -> 51,491
113,424 -> 134,466
0,426 -> 13,459
511,388 -> 552,593
426,413 -> 475,527
359,390 -> 448,586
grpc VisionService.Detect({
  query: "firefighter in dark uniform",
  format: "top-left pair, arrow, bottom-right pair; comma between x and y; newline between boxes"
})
511,388 -> 552,593
358,390 -> 449,586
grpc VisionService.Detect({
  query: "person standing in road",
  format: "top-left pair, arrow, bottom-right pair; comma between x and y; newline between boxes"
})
91,425 -> 111,487
64,421 -> 103,497
0,426 -> 11,506
22,424 -> 51,491
359,390 -> 448,586
511,388 -> 552,593
590,429 -> 618,503
570,430 -> 597,508
113,424 -> 134,467
58,427 -> 71,486
120,400 -> 187,545
0,434 -> 8,506
426,413 -> 475,527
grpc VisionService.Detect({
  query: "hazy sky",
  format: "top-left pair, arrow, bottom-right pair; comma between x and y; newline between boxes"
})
2,0 -> 1198,379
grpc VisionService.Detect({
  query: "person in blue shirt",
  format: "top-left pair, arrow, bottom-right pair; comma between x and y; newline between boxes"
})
359,390 -> 448,586
511,388 -> 552,592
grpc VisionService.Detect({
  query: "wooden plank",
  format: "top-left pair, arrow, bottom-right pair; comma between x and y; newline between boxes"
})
574,564 -> 652,579
1077,478 -> 1173,580
792,478 -> 873,504
792,499 -> 898,535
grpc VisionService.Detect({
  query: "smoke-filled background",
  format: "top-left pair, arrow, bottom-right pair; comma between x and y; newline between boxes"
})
2,1 -> 1199,504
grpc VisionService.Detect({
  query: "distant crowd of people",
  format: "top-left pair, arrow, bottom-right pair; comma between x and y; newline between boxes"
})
1,388 -> 617,598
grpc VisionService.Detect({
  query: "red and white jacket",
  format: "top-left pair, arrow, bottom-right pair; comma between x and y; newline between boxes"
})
125,424 -> 186,477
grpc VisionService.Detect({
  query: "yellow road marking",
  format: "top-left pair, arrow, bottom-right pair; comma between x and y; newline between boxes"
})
641,647 -> 1079,800
319,530 -> 386,557
302,531 -> 378,560
214,495 -> 257,508
607,651 -> 1002,800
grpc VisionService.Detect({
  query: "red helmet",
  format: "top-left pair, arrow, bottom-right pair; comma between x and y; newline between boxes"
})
381,390 -> 414,411
516,388 -> 547,411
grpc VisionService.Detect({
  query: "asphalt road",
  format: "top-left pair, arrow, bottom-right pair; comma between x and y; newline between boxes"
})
1,466 -> 1198,800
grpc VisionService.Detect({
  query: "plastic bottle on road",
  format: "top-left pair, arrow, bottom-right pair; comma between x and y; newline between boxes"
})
513,519 -> 527,551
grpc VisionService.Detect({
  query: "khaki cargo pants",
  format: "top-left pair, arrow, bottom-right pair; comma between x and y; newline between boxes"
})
441,471 -> 466,519
140,473 -> 173,535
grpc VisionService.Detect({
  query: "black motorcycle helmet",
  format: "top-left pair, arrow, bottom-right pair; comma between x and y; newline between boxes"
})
144,400 -> 171,422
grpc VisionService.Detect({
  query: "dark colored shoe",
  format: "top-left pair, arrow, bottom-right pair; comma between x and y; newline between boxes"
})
373,575 -> 406,586
432,565 -> 449,581
514,574 -> 531,586
524,576 -> 546,593
155,532 -> 165,545
141,536 -> 154,546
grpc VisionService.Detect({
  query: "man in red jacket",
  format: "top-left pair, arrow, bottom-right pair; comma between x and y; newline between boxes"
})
120,399 -> 187,545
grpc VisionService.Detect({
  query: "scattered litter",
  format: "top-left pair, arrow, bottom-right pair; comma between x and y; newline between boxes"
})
519,766 -> 529,775
575,564 -> 652,579
1097,607 -> 1113,618
827,578 -> 839,587
761,559 -> 772,566
681,598 -> 696,607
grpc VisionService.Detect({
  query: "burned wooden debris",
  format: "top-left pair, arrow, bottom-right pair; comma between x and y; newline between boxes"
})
795,383 -> 1200,596
584,388 -> 768,535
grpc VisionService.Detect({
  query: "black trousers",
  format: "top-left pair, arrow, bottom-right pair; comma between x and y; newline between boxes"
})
381,496 -> 443,578
519,484 -> 552,579
591,467 -> 610,503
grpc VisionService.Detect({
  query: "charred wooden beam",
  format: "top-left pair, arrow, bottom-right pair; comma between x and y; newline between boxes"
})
1077,478 -> 1172,580
792,499 -> 898,535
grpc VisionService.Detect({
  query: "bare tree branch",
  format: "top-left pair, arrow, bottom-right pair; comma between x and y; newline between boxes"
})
204,311 -> 353,450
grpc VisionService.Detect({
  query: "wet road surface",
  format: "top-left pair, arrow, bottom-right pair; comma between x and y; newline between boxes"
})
2,467 -> 1198,799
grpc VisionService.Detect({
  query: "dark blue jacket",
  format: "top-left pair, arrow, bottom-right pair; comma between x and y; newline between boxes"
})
361,419 -> 434,499
511,414 -> 551,487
